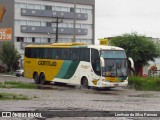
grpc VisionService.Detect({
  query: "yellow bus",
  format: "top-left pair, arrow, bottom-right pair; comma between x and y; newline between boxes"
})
24,42 -> 129,88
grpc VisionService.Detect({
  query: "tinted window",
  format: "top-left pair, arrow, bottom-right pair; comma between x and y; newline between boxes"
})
51,49 -> 61,59
70,48 -> 80,60
61,49 -> 70,60
80,48 -> 90,62
25,47 -> 91,62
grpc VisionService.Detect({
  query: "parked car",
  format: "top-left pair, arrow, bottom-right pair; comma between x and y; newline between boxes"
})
15,69 -> 24,77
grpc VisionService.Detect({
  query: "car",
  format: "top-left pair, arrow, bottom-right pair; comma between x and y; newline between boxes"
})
15,69 -> 24,77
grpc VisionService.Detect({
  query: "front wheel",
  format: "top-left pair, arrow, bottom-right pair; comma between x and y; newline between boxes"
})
81,77 -> 89,89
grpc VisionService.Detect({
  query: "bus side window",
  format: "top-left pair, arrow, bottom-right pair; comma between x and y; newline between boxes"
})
25,48 -> 32,58
51,49 -> 61,59
70,48 -> 80,60
80,48 -> 90,62
34,48 -> 41,58
43,48 -> 48,59
61,49 -> 69,60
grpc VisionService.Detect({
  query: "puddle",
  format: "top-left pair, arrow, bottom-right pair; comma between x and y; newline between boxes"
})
128,94 -> 154,98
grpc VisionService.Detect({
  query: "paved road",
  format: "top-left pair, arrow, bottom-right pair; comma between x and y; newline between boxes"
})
0,75 -> 160,120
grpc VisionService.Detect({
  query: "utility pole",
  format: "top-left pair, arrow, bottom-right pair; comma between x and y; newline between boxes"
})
73,0 -> 76,42
52,16 -> 63,43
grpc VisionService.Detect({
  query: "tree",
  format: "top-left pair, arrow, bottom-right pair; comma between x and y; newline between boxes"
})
0,42 -> 21,72
110,32 -> 160,75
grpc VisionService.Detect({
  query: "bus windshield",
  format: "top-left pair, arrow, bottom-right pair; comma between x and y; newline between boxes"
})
100,50 -> 127,77
101,50 -> 126,59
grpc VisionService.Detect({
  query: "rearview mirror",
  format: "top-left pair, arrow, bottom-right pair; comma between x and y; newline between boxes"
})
100,57 -> 105,67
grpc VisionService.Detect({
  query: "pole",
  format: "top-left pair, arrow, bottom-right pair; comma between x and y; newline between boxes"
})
52,16 -> 63,43
73,0 -> 76,42
55,17 -> 58,43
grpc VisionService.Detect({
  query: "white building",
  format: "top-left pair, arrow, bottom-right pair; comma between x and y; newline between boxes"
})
0,0 -> 95,58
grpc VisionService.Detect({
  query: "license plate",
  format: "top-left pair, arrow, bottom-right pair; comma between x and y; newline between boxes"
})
114,84 -> 119,87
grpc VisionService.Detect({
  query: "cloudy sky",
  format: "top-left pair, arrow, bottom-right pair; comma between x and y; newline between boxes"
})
95,0 -> 160,43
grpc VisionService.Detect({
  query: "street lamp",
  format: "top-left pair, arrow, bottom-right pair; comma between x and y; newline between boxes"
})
47,33 -> 54,43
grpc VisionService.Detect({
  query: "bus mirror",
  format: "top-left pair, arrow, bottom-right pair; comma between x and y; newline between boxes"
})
100,57 -> 105,67
128,57 -> 134,68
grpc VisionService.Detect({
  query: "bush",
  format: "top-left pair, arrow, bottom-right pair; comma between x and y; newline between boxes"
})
128,76 -> 160,91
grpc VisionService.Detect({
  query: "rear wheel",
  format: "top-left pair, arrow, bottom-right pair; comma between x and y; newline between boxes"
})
81,77 -> 89,89
33,72 -> 39,84
39,73 -> 46,85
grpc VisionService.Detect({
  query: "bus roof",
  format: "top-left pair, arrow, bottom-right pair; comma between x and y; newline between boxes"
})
88,45 -> 124,50
25,42 -> 124,50
25,42 -> 86,48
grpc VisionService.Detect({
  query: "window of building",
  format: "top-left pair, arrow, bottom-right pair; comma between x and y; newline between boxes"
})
41,21 -> 46,26
46,22 -> 52,27
48,38 -> 51,43
81,8 -> 87,13
15,3 -> 27,9
82,24 -> 92,29
69,23 -> 73,28
16,37 -> 24,42
59,23 -> 68,28
87,9 -> 92,14
61,7 -> 69,12
55,6 -> 61,11
45,5 -> 52,10
76,8 -> 81,13
81,39 -> 92,44
34,4 -> 41,9
27,21 -> 40,26
81,8 -> 92,14
41,5 -> 45,10
27,4 -> 34,9
32,37 -> 35,43
76,23 -> 81,28
70,7 -> 74,12
15,20 -> 27,25
35,37 -> 41,43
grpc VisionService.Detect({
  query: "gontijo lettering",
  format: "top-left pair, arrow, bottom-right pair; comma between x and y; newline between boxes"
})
38,61 -> 57,66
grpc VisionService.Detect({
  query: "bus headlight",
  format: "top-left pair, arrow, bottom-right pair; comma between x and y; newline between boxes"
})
124,80 -> 128,82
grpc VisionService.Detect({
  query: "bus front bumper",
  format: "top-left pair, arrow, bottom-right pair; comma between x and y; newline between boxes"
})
97,80 -> 128,88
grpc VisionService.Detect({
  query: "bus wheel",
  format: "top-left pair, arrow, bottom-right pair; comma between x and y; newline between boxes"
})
39,73 -> 46,85
81,77 -> 89,89
33,72 -> 39,84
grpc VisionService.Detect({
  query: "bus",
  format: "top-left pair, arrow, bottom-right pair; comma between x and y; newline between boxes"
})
24,42 -> 130,88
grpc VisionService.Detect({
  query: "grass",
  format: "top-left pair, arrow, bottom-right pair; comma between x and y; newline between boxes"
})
128,76 -> 160,91
0,81 -> 37,89
0,92 -> 29,100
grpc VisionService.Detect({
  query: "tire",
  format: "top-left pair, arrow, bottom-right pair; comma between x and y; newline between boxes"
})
81,77 -> 89,89
33,72 -> 39,84
39,73 -> 46,85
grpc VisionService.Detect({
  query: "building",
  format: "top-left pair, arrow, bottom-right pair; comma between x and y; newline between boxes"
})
0,0 -> 95,64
